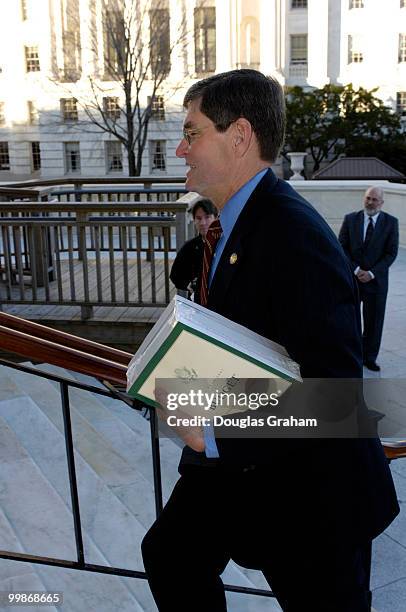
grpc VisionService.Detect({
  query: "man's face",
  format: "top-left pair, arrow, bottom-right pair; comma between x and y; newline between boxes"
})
364,188 -> 383,216
193,207 -> 216,238
175,99 -> 234,206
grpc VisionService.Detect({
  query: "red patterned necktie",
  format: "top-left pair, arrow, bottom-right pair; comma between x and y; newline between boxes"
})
200,218 -> 222,307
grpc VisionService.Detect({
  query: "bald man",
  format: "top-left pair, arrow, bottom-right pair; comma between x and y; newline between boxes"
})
339,186 -> 399,371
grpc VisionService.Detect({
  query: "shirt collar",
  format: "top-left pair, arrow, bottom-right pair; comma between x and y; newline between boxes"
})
364,210 -> 380,224
219,168 -> 269,240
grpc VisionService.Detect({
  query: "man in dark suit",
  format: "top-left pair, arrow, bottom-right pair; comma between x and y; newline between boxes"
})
339,187 -> 399,371
141,70 -> 399,611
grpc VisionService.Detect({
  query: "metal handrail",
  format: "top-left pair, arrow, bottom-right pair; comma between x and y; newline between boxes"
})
0,327 -> 276,600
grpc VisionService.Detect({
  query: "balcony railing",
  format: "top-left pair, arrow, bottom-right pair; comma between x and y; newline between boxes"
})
0,200 -> 188,319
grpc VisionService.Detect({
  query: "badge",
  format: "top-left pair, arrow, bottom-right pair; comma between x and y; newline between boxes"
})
229,253 -> 238,264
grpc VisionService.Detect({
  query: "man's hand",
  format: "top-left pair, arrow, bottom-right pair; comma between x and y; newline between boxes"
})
154,387 -> 206,452
356,269 -> 373,283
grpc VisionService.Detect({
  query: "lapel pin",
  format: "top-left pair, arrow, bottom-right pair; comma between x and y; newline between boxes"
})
229,253 -> 238,265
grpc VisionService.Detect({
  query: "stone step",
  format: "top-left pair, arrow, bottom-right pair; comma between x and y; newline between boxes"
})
0,363 -> 274,608
0,505 -> 58,612
0,371 -> 155,610
28,363 -> 182,502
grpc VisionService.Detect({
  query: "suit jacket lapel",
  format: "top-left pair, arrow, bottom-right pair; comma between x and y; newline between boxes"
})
208,169 -> 278,309
356,211 -> 364,247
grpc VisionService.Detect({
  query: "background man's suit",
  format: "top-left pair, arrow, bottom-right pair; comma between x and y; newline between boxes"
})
143,170 -> 399,611
339,210 -> 399,363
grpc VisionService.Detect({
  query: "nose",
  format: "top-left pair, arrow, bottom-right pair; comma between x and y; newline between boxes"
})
176,138 -> 188,158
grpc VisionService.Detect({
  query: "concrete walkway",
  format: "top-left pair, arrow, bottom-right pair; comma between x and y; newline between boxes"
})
367,247 -> 406,612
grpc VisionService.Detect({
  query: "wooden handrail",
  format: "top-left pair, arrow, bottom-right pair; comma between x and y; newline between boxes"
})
382,440 -> 406,461
2,176 -> 186,189
0,312 -> 132,366
0,325 -> 127,386
0,314 -> 404,460
0,202 -> 188,214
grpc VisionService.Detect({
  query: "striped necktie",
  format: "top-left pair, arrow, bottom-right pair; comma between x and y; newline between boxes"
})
200,218 -> 222,307
364,217 -> 374,248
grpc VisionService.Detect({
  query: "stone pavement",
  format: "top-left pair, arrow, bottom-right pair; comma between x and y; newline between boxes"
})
367,246 -> 406,612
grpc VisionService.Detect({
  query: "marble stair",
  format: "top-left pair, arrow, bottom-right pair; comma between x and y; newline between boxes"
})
0,362 -> 281,611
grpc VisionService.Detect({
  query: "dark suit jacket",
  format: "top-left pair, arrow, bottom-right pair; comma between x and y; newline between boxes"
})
170,235 -> 203,298
180,169 -> 399,542
338,210 -> 399,294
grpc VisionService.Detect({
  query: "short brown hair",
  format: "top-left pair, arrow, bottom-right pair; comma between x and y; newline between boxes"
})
184,69 -> 285,163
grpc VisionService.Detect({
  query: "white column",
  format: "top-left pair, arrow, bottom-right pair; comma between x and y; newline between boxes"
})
260,0 -> 277,75
216,0 -> 232,72
307,0 -> 329,87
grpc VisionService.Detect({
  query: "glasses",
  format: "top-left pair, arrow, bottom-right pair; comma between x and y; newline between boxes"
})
182,124 -> 212,145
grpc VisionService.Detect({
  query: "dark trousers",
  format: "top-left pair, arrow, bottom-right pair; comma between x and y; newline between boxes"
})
142,465 -> 372,612
360,290 -> 387,362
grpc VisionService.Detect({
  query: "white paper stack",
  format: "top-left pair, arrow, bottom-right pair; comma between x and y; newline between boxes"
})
126,296 -> 301,411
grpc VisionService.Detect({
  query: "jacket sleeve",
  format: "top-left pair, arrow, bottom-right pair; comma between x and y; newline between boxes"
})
338,215 -> 358,273
169,243 -> 191,290
370,218 -> 399,277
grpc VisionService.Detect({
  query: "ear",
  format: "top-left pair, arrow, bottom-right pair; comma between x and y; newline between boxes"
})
232,118 -> 253,157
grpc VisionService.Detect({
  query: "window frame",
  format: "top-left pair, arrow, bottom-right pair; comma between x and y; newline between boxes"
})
396,91 -> 406,115
61,98 -> 79,122
64,142 -> 81,174
149,139 -> 166,174
31,141 -> 41,172
103,96 -> 121,120
349,0 -> 364,8
399,34 -> 406,62
25,46 -> 40,72
290,34 -> 308,65
148,95 -> 165,121
149,8 -> 171,78
194,6 -> 216,75
0,142 -> 10,171
348,34 -> 364,64
105,141 -> 123,173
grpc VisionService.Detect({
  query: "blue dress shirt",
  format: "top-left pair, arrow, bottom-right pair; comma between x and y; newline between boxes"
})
203,168 -> 269,458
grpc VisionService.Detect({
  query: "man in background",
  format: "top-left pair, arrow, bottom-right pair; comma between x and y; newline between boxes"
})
339,186 -> 399,371
170,199 -> 217,300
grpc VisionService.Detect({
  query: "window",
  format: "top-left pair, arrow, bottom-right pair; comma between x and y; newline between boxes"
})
396,92 -> 406,115
402,0 -> 406,8
148,95 -> 165,120
0,142 -> 10,170
149,140 -> 166,173
27,100 -> 38,125
64,142 -> 81,173
31,142 -> 41,171
25,46 -> 40,72
103,1 -> 126,77
194,7 -> 216,74
105,141 -> 123,172
399,34 -> 406,62
61,98 -> 78,121
349,0 -> 364,8
0,102 -> 5,126
21,0 -> 28,20
103,96 -> 121,120
290,34 -> 308,64
291,0 -> 307,7
348,35 -> 363,63
61,0 -> 81,81
149,9 -> 170,77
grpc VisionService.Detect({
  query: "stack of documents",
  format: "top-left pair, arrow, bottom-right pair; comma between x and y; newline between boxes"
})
126,296 -> 301,413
